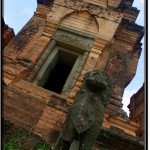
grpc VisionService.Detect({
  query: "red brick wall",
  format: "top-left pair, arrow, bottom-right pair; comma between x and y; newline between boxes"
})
3,81 -> 69,146
3,85 -> 47,131
34,105 -> 66,145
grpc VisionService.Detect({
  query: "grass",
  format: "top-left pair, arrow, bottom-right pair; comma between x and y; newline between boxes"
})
2,120 -> 51,150
3,136 -> 19,150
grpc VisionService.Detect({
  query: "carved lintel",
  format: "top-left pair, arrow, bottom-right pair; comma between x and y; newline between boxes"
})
53,28 -> 95,51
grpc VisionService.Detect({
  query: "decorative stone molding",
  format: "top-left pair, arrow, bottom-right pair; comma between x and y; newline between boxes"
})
54,0 -> 122,22
64,51 -> 89,96
53,28 -> 95,51
98,126 -> 144,150
78,3 -> 108,15
26,40 -> 56,82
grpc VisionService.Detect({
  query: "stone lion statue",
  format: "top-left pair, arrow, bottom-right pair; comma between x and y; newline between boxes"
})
61,70 -> 113,150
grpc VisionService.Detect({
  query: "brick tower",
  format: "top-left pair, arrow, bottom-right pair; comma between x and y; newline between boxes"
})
128,83 -> 144,139
3,0 -> 144,149
2,17 -> 15,50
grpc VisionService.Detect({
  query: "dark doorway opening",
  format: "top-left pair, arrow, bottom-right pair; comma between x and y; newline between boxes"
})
43,62 -> 73,94
42,49 -> 78,94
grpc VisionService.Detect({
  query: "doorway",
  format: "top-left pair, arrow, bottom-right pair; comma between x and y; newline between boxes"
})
43,50 -> 77,94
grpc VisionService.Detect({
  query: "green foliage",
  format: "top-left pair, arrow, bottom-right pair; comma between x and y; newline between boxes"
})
3,137 -> 19,150
37,143 -> 51,150
3,135 -> 51,150
3,136 -> 62,150
3,120 -> 51,150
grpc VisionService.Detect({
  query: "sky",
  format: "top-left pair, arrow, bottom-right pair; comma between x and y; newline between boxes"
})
3,0 -> 145,116
122,0 -> 144,115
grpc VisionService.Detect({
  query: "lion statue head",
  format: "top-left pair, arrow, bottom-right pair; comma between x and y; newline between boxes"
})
83,70 -> 113,106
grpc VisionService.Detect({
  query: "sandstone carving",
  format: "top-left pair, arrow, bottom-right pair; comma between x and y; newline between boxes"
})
61,70 -> 113,150
53,29 -> 95,51
78,3 -> 107,15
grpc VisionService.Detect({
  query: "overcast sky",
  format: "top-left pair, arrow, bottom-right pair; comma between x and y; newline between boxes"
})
3,0 -> 145,115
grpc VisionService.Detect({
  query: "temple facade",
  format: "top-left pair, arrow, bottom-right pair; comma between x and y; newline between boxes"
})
128,83 -> 145,139
3,0 -> 144,149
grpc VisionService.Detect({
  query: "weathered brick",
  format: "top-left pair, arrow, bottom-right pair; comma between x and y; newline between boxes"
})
3,1 -> 144,149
